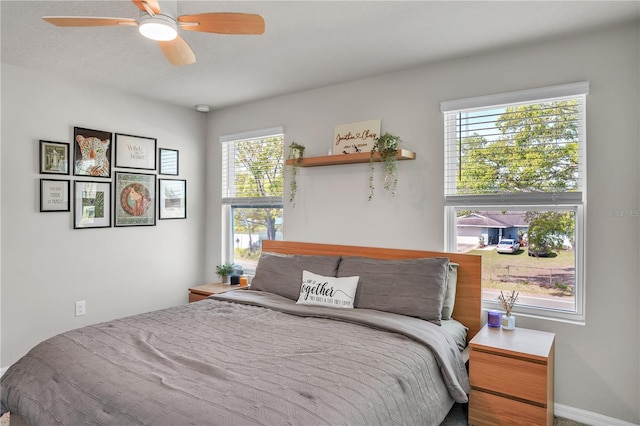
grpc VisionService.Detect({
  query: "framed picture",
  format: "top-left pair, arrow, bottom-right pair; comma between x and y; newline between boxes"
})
40,179 -> 70,212
73,127 -> 112,178
39,140 -> 69,175
73,181 -> 111,229
159,179 -> 186,219
115,133 -> 157,170
115,172 -> 156,227
159,148 -> 179,175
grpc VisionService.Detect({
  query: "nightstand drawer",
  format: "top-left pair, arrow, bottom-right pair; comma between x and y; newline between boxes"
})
469,390 -> 548,425
470,349 -> 548,405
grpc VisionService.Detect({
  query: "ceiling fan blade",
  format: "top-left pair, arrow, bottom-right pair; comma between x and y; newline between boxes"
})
132,0 -> 161,15
43,16 -> 137,27
178,13 -> 265,34
158,36 -> 196,66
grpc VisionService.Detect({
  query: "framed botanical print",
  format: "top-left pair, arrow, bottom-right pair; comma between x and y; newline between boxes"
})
115,133 -> 157,170
73,181 -> 111,228
159,179 -> 186,219
39,140 -> 69,175
115,172 -> 156,227
73,127 -> 112,178
40,179 -> 70,212
159,148 -> 179,175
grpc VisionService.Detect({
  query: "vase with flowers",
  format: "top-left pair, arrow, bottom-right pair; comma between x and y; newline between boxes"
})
497,290 -> 519,330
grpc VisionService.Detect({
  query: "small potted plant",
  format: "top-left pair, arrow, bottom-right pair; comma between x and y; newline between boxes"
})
216,262 -> 236,284
369,133 -> 401,201
497,290 -> 519,330
287,141 -> 305,207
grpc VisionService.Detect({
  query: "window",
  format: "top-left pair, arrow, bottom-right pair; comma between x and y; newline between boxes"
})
221,127 -> 284,273
441,82 -> 588,322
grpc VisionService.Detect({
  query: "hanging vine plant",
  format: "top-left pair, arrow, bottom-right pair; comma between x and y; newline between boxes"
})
369,133 -> 401,201
287,141 -> 305,207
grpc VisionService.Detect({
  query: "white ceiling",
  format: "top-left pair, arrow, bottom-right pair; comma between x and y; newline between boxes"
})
2,1 -> 639,111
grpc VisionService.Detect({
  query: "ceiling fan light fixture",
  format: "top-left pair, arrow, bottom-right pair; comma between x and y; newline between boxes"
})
139,14 -> 177,41
42,3 -> 266,66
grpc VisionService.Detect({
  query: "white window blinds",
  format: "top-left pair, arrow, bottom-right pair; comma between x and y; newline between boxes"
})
442,82 -> 589,206
220,127 -> 284,207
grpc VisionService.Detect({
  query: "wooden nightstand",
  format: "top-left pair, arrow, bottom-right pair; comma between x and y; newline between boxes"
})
188,283 -> 242,303
468,325 -> 555,425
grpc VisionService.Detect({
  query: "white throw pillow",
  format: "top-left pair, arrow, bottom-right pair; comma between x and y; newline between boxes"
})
296,270 -> 359,309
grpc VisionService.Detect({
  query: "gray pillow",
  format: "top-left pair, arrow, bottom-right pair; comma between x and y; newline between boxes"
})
251,252 -> 341,300
441,263 -> 459,320
337,256 -> 450,324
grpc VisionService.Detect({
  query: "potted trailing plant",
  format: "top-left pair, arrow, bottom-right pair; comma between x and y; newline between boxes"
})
287,141 -> 305,206
368,133 -> 401,201
497,290 -> 519,330
216,262 -> 236,284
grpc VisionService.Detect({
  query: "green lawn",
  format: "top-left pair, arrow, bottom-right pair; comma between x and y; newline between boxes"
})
469,248 -> 575,298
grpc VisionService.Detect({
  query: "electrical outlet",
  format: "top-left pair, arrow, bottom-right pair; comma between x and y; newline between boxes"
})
75,300 -> 86,317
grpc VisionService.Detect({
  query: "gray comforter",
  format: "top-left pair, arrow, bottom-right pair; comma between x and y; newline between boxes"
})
1,290 -> 469,425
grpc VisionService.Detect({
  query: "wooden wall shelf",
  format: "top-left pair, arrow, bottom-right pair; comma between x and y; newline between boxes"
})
285,149 -> 416,167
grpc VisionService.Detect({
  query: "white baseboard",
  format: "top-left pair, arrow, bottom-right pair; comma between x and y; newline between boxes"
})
556,403 -> 639,426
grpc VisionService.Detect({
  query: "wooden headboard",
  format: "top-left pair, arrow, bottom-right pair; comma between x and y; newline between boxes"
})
261,240 -> 482,341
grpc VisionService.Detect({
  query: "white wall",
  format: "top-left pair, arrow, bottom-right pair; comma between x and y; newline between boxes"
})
1,65 -> 207,367
206,23 -> 640,423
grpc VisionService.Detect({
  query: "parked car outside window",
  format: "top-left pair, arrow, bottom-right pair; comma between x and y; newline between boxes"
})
496,238 -> 520,254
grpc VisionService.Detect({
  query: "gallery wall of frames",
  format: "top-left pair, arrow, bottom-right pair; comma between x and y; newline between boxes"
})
39,126 -> 187,229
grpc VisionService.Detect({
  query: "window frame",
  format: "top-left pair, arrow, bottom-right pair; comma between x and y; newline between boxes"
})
220,127 -> 285,269
441,82 -> 588,323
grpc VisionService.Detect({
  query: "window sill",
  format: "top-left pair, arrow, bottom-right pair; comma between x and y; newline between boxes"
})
482,302 -> 585,326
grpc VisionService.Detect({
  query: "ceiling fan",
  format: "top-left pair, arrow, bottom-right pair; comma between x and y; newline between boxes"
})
42,0 -> 265,66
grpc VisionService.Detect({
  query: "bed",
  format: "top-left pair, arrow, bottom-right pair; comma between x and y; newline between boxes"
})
1,241 -> 481,426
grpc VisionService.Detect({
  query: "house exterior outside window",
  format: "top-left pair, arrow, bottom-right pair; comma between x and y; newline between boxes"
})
220,127 -> 284,274
441,82 -> 588,322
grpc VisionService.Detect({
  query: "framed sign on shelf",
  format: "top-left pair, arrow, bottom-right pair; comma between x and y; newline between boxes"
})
159,148 -> 179,175
40,179 -> 70,212
115,172 -> 156,227
115,133 -> 157,170
333,119 -> 381,155
39,140 -> 70,175
73,181 -> 111,229
159,179 -> 186,219
73,127 -> 112,178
